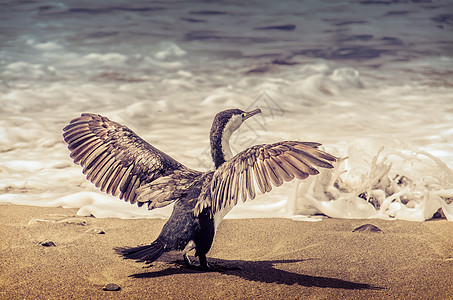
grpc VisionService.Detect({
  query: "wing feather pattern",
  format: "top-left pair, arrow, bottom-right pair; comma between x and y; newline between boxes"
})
63,113 -> 200,208
195,141 -> 336,216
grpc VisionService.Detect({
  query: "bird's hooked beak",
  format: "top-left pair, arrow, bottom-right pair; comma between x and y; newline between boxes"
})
242,108 -> 262,121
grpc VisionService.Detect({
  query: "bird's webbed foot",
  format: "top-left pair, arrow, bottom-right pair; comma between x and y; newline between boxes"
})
183,253 -> 196,267
182,253 -> 211,271
182,253 -> 241,272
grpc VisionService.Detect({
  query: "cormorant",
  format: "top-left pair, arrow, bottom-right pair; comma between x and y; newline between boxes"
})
63,108 -> 336,270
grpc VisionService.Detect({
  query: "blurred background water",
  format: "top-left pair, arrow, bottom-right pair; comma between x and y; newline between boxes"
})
1,0 -> 452,220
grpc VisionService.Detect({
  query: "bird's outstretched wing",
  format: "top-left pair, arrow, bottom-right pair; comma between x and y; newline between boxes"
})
63,113 -> 200,207
195,141 -> 336,216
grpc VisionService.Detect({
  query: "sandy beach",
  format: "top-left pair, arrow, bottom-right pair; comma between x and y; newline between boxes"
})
0,204 -> 451,299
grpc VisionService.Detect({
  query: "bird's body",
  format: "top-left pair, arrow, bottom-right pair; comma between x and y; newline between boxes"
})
63,108 -> 336,269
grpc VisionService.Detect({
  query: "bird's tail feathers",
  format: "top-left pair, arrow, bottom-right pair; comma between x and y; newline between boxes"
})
114,238 -> 165,263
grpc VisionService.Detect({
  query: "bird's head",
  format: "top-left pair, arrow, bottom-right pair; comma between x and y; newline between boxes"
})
212,108 -> 262,134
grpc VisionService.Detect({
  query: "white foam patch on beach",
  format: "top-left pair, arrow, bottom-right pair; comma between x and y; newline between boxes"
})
1,0 -> 452,221
287,139 -> 453,221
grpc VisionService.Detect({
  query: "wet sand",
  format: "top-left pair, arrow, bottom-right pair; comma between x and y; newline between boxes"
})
0,204 -> 452,299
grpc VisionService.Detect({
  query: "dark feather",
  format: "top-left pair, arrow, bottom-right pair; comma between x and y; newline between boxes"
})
99,160 -> 119,192
258,159 -> 272,192
246,164 -> 256,200
252,160 -> 266,193
270,156 -> 294,182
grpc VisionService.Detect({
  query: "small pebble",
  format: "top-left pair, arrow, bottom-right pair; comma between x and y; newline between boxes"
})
103,283 -> 121,291
352,224 -> 384,233
39,240 -> 56,247
85,227 -> 106,234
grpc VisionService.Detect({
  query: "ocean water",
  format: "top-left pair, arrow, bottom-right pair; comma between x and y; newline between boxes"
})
1,0 -> 452,221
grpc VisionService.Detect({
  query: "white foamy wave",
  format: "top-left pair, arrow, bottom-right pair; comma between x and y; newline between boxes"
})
33,41 -> 63,51
3,61 -> 57,80
155,42 -> 187,60
288,139 -> 453,221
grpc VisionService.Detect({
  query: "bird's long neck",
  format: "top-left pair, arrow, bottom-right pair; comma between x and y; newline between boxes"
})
210,123 -> 234,169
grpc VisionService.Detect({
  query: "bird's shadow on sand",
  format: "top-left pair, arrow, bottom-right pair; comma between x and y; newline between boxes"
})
130,256 -> 381,290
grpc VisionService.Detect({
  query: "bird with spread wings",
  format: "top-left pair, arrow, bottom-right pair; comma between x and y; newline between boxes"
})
63,109 -> 336,269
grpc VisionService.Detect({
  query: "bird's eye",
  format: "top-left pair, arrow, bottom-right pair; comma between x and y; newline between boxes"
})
241,113 -> 247,118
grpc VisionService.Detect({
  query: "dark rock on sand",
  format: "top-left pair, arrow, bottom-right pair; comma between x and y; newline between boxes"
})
103,283 -> 121,291
352,224 -> 384,233
39,239 -> 56,247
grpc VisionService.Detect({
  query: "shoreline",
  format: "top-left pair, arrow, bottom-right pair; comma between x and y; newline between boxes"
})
1,203 -> 452,299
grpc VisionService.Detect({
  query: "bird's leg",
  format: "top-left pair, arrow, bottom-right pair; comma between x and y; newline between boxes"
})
183,253 -> 194,267
182,253 -> 210,270
198,253 -> 209,269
